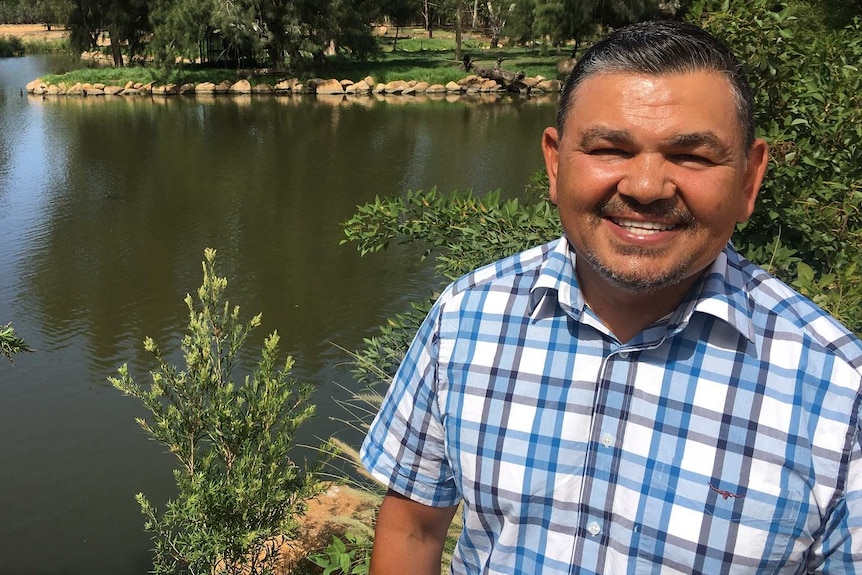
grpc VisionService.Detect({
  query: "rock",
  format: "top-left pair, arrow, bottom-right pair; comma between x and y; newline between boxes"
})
403,86 -> 416,95
521,77 -> 539,88
425,84 -> 446,93
195,82 -> 216,94
82,83 -> 93,93
229,79 -> 252,94
26,78 -> 45,93
215,80 -> 232,94
252,83 -> 274,93
384,80 -> 409,94
87,87 -> 104,96
178,83 -> 195,95
314,78 -> 344,94
535,79 -> 562,92
93,82 -> 106,90
152,84 -> 177,95
346,79 -> 371,94
121,88 -> 139,96
363,75 -> 375,88
124,80 -> 135,90
67,83 -> 84,95
104,85 -> 123,95
340,79 -> 354,88
293,83 -> 304,93
46,84 -> 62,95
445,81 -> 462,92
480,79 -> 500,91
373,82 -> 386,94
413,81 -> 429,93
274,78 -> 297,92
133,82 -> 143,90
139,82 -> 154,95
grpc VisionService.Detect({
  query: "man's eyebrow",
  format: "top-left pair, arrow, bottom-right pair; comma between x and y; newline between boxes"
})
578,127 -> 635,148
665,131 -> 731,156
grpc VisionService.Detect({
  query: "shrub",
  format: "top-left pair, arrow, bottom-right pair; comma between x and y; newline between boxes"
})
110,248 -> 330,575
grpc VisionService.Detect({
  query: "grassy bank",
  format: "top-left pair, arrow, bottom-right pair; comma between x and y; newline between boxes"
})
38,29 -> 565,89
0,34 -> 69,57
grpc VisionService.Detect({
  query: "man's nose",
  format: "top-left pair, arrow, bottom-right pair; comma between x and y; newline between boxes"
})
616,154 -> 676,203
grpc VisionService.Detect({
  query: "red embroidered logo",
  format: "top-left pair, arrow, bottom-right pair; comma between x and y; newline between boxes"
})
708,483 -> 743,500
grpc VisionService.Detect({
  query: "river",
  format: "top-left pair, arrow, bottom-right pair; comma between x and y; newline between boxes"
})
0,54 -> 556,573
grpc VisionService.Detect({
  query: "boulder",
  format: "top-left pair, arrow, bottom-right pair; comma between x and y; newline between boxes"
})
314,78 -> 344,94
196,82 -> 216,94
152,84 -> 177,95
121,88 -> 140,96
139,82 -> 154,95
521,77 -> 539,88
425,84 -> 446,94
274,78 -> 297,92
93,82 -> 106,90
346,80 -> 371,94
229,79 -> 252,94
87,87 -> 104,96
373,82 -> 386,94
413,81 -> 429,93
66,83 -> 85,95
252,83 -> 274,93
384,80 -> 409,94
82,83 -> 93,93
46,84 -> 63,95
215,80 -> 232,93
26,78 -> 45,93
445,81 -> 462,92
403,86 -> 417,95
104,85 -> 123,95
363,76 -> 375,88
535,79 -> 562,92
340,79 -> 354,88
480,79 -> 500,92
124,80 -> 135,90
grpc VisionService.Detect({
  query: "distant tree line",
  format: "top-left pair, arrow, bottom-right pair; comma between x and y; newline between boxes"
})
0,0 -> 858,69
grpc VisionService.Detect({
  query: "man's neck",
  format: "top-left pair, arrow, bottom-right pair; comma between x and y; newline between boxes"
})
575,263 -> 701,344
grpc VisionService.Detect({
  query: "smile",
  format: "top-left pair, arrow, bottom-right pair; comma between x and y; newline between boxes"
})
610,218 -> 678,235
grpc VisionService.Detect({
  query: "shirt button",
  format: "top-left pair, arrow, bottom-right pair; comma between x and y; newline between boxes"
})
587,521 -> 601,536
619,351 -> 630,359
601,433 -> 614,447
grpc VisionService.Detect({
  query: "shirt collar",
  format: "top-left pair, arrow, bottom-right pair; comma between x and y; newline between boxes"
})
528,238 -> 756,343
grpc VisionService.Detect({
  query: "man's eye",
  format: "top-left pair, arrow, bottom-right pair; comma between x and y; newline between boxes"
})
590,148 -> 630,157
672,154 -> 713,165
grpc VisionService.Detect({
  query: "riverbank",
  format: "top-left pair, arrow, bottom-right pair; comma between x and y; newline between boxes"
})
25,73 -> 562,99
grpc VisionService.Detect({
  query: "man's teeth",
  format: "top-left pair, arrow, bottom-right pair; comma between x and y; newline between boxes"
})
613,218 -> 676,234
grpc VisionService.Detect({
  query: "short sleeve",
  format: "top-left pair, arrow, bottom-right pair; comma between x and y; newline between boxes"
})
360,294 -> 460,507
815,400 -> 862,574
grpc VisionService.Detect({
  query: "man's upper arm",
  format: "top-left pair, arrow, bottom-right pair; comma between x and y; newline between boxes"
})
361,293 -> 460,507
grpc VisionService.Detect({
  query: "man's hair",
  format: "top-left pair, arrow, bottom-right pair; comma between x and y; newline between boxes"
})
557,20 -> 755,150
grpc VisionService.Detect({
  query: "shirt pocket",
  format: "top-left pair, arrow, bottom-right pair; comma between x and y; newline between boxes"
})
633,461 -> 808,574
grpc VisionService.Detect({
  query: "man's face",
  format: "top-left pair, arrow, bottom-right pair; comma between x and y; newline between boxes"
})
542,71 -> 768,298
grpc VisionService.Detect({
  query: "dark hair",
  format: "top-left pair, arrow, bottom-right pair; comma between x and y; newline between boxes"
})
557,20 -> 755,150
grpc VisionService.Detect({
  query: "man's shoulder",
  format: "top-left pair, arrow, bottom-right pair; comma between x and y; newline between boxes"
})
733,252 -> 862,370
444,238 -> 564,300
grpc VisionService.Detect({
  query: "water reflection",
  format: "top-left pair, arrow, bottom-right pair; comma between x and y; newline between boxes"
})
0,55 -> 557,574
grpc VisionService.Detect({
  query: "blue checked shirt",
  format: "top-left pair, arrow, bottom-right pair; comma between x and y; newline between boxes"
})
361,237 -> 862,574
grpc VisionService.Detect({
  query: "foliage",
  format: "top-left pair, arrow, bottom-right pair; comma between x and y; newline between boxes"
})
0,322 -> 33,364
0,34 -> 23,56
110,248 -> 330,575
308,533 -> 372,575
691,0 -> 862,334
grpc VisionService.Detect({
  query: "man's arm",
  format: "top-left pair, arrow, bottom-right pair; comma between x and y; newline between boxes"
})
371,489 -> 459,575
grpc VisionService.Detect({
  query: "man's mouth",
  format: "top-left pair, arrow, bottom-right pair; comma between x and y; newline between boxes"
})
610,218 -> 678,236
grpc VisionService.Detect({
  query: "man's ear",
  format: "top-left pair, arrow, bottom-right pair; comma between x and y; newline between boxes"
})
737,138 -> 769,222
542,127 -> 561,205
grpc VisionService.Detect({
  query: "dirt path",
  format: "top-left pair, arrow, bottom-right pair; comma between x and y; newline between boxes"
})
0,24 -> 68,41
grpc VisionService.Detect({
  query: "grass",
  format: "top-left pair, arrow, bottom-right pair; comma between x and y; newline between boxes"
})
0,35 -> 70,57
37,31 -> 565,88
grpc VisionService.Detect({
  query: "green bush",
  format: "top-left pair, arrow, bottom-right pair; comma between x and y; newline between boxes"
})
1,322 -> 33,364
0,35 -> 25,57
111,249 -> 330,575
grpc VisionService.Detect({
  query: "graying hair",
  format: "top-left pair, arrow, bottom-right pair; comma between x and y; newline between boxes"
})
557,20 -> 755,151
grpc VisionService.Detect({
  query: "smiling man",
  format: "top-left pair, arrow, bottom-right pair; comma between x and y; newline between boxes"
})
361,20 -> 862,574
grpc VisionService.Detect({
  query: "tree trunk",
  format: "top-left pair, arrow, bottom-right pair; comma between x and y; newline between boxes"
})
454,0 -> 463,61
472,0 -> 479,28
110,33 -> 124,67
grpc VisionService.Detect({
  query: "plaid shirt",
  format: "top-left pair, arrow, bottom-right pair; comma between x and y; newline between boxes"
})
361,237 -> 862,574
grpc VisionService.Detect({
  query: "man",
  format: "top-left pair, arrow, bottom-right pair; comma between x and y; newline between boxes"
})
361,20 -> 862,574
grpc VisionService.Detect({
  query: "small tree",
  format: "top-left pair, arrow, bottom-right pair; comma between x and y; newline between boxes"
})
110,248 -> 329,575
1,323 -> 33,364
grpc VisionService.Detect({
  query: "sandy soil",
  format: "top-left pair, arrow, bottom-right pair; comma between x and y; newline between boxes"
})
0,23 -> 68,41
